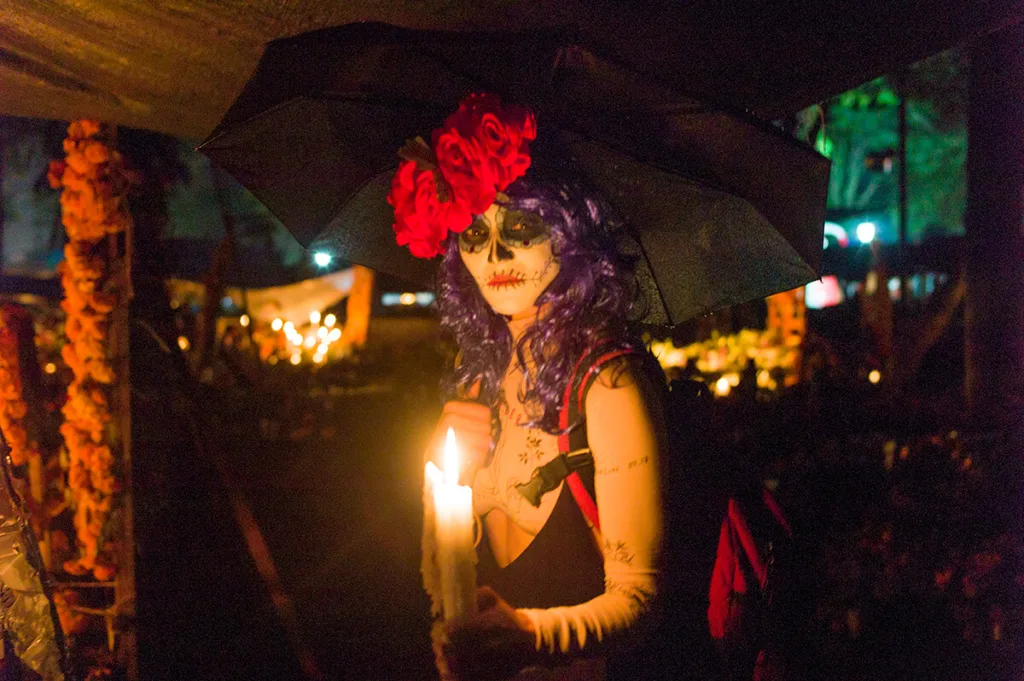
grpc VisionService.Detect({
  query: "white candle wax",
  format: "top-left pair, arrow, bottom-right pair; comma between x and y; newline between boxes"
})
426,428 -> 477,621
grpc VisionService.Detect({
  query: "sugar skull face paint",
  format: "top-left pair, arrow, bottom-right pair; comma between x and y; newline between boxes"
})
459,204 -> 560,317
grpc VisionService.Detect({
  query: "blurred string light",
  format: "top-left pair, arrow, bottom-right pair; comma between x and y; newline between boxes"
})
381,292 -> 436,307
177,336 -> 190,351
868,369 -> 882,384
262,307 -> 353,367
239,314 -> 251,327
649,328 -> 800,397
856,221 -> 877,244
44,363 -> 57,375
757,370 -> 776,390
714,376 -> 731,397
313,251 -> 332,268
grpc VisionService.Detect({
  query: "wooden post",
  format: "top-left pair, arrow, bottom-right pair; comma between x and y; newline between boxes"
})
109,128 -> 137,680
964,23 -> 1024,433
897,69 -> 910,303
341,265 -> 375,349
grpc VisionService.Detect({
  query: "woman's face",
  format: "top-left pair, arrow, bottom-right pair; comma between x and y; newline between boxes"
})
458,203 -> 560,317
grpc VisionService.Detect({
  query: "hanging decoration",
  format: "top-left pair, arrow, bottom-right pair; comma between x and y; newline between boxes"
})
47,120 -> 131,580
0,311 -> 42,469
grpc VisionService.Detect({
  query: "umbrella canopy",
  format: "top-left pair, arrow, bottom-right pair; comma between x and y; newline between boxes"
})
200,23 -> 830,324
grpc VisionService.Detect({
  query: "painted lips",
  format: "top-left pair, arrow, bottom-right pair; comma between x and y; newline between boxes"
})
486,272 -> 526,290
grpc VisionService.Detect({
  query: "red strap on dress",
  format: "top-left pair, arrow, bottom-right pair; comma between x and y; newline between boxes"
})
558,347 -> 638,532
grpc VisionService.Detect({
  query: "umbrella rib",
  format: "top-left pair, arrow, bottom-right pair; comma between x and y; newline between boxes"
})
628,227 -> 674,327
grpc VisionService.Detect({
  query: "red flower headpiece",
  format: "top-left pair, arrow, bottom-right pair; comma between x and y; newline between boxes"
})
387,93 -> 537,258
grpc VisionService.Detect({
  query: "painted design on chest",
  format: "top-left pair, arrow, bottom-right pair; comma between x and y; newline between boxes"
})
497,389 -> 526,426
478,386 -> 561,529
518,430 -> 545,465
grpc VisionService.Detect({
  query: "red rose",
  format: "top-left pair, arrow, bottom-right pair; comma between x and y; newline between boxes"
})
388,93 -> 537,258
387,160 -> 471,258
433,128 -> 498,215
477,110 -> 534,187
442,93 -> 537,190
442,93 -> 500,135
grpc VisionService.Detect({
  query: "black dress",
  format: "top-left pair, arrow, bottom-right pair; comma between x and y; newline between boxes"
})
476,472 -> 608,680
474,347 -> 636,680
473,347 -> 686,681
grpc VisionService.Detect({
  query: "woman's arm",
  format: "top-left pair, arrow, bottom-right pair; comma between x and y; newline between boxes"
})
518,360 -> 665,653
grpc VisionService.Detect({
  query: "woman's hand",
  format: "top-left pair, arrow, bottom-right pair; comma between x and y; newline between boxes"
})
426,400 -> 492,484
437,586 -> 537,681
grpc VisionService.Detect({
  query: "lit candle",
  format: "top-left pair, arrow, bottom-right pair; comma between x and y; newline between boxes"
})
425,428 -> 477,621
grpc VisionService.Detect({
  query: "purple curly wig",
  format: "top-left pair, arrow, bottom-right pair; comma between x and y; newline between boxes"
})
437,174 -> 647,434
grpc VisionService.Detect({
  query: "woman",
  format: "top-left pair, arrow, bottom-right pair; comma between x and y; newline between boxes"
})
395,94 -> 667,680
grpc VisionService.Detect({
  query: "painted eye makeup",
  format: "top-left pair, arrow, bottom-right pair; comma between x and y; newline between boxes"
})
500,210 -> 549,247
458,218 -> 491,253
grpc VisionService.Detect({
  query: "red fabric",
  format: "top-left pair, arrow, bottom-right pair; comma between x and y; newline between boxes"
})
566,472 -> 600,531
708,514 -> 738,639
708,497 -> 771,639
761,488 -> 793,538
729,499 -> 767,588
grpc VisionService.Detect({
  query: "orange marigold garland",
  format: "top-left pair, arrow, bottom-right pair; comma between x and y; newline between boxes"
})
48,120 -> 130,580
0,314 -> 42,468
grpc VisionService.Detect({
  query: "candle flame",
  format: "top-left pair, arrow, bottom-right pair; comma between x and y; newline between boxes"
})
444,427 -> 460,486
425,461 -> 443,487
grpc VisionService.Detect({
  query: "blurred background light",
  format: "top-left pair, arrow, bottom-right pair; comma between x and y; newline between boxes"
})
856,221 -> 877,243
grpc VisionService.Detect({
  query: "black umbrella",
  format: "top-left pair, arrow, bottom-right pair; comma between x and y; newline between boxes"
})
199,22 -> 829,325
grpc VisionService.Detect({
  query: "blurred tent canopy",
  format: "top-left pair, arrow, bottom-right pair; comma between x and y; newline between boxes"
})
0,1 -> 1021,139
168,268 -> 356,324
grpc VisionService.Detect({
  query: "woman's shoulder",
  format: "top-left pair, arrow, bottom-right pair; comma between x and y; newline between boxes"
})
580,342 -> 663,388
577,343 -> 666,410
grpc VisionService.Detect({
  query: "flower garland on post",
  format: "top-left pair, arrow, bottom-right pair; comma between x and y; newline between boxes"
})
47,120 -> 131,581
0,311 -> 43,470
0,304 -> 54,551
